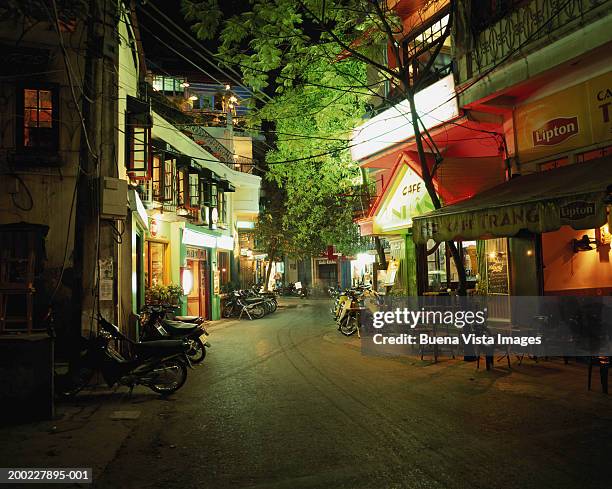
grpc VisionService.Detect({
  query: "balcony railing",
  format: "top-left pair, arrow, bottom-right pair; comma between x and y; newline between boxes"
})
465,0 -> 611,80
350,182 -> 378,220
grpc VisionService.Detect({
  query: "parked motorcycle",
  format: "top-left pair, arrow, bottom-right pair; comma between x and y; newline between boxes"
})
55,316 -> 191,397
334,285 -> 383,336
139,305 -> 211,364
222,291 -> 267,320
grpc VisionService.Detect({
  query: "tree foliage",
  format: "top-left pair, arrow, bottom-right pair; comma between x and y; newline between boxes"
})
183,0 -> 396,257
183,0 -> 468,292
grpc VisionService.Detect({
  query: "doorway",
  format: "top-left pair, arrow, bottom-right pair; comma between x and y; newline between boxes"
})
185,247 -> 211,320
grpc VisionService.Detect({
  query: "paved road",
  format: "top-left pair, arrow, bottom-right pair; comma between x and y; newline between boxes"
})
95,300 -> 612,489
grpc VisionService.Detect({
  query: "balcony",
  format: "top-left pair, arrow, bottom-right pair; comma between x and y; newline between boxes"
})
459,0 -> 611,84
349,182 -> 378,221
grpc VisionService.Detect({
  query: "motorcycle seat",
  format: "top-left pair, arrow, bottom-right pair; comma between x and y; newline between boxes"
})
135,339 -> 187,354
174,315 -> 202,323
162,320 -> 201,334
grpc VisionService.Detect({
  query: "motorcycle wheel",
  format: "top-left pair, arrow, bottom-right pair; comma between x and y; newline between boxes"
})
222,304 -> 234,318
268,299 -> 278,313
339,315 -> 359,336
248,304 -> 266,320
187,337 -> 206,364
150,359 -> 188,395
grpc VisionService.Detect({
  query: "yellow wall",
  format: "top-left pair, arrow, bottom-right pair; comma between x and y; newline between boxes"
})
542,225 -> 612,293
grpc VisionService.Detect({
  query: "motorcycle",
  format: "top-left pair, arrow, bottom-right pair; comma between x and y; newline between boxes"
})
222,291 -> 267,320
55,316 -> 191,397
334,286 -> 383,336
139,305 -> 211,364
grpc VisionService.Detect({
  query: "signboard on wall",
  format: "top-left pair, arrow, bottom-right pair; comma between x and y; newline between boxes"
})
486,252 -> 509,295
351,75 -> 459,161
372,164 -> 435,234
516,70 -> 612,162
213,270 -> 220,295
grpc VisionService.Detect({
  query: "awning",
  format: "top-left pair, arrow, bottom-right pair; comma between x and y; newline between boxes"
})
412,156 -> 612,244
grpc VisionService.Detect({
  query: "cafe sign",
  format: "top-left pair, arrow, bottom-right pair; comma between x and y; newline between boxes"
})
413,194 -> 607,244
372,164 -> 435,234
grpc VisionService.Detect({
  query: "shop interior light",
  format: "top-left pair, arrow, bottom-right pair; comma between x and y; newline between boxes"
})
182,268 -> 194,295
355,253 -> 376,266
188,95 -> 198,101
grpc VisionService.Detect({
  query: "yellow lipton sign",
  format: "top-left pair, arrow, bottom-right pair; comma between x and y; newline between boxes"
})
372,164 -> 434,234
516,71 -> 612,162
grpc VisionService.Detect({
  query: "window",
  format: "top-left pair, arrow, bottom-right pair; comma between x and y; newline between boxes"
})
401,13 -> 452,87
163,156 -> 176,204
210,183 -> 218,228
18,86 -> 59,151
425,240 -> 479,292
144,241 -> 166,287
218,189 -> 226,226
152,154 -> 163,201
188,172 -> 200,209
177,168 -> 188,208
125,95 -> 152,179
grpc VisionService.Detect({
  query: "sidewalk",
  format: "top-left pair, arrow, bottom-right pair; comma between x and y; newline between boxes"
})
0,386 -> 154,479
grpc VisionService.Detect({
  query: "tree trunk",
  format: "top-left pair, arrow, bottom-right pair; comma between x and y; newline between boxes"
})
406,91 -> 468,296
263,251 -> 276,292
374,236 -> 387,270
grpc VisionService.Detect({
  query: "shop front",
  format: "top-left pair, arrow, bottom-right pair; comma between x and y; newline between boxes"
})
180,224 -> 227,320
358,160 -> 435,295
412,157 -> 612,312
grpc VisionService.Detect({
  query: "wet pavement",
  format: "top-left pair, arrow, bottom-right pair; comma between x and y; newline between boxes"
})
2,299 -> 611,488
93,299 -> 612,489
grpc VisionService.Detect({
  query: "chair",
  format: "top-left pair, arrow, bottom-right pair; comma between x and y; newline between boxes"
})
587,356 -> 611,394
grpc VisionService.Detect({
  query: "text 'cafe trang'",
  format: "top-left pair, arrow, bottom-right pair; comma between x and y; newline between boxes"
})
415,196 -> 607,243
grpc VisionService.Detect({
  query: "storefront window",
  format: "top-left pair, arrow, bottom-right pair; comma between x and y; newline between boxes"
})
426,240 -> 447,291
426,240 -> 479,292
145,241 -> 166,287
218,251 -> 230,286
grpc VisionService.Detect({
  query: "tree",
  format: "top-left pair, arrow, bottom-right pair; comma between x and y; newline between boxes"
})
183,0 -> 467,294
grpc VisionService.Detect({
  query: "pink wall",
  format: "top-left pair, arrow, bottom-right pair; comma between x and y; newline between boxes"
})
542,226 -> 612,293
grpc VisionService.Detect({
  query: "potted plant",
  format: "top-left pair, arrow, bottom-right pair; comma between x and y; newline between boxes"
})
145,283 -> 184,307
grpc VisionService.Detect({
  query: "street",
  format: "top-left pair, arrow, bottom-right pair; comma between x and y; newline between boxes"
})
91,300 -> 610,489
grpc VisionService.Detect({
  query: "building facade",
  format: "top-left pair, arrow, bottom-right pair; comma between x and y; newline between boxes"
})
0,1 -> 261,342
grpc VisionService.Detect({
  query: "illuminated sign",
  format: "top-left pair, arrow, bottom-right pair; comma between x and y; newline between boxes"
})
216,235 -> 234,250
235,220 -> 255,229
182,228 -> 216,248
516,70 -> 612,162
351,75 -> 459,162
372,164 -> 435,234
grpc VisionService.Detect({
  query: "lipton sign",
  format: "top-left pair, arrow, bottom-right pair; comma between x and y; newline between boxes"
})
533,117 -> 579,147
516,70 -> 612,162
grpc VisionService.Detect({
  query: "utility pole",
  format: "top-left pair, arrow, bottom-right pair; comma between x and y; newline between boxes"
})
71,0 -> 119,343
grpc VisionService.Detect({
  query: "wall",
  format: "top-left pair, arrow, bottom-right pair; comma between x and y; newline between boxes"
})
542,225 -> 612,293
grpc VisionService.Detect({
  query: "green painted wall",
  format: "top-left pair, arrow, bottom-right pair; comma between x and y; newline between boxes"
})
405,233 -> 418,296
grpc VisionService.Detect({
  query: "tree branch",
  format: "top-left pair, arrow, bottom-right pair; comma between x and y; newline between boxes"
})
296,0 -> 399,81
